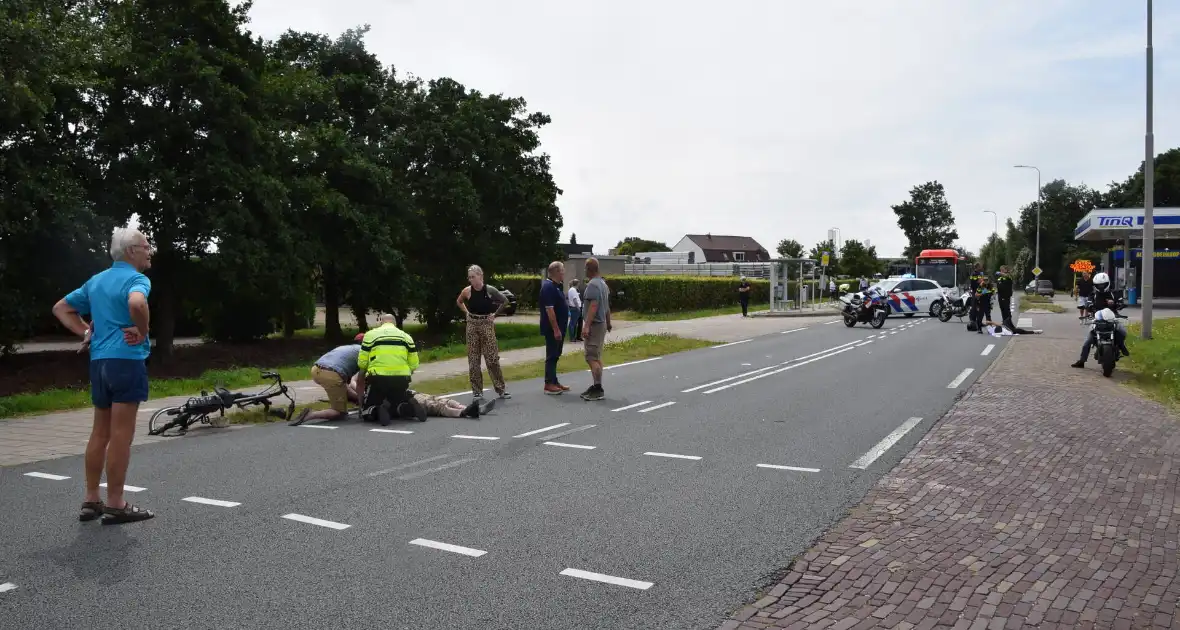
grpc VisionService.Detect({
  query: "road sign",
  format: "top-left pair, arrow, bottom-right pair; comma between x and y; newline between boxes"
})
821,252 -> 830,266
1032,266 -> 1042,277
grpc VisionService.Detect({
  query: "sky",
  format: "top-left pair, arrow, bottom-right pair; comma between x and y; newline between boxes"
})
239,0 -> 1179,259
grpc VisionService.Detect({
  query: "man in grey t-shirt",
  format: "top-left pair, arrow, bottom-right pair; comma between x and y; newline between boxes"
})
579,258 -> 612,401
291,334 -> 364,425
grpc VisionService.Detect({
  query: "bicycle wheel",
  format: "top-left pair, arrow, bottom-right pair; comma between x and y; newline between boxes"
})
148,407 -> 184,436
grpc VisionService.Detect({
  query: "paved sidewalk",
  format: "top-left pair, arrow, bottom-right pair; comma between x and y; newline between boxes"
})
720,310 -> 1180,629
0,312 -> 832,467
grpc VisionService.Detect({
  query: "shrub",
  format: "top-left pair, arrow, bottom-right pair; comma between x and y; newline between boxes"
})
498,274 -> 829,313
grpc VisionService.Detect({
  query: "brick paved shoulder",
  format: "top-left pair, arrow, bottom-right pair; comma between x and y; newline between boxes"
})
722,314 -> 1180,630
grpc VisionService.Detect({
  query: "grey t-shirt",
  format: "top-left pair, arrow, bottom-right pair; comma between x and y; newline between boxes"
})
583,277 -> 610,323
316,344 -> 361,378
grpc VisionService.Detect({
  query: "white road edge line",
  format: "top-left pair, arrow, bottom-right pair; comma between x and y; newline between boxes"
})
183,496 -> 241,508
981,344 -> 995,356
849,417 -> 924,470
543,441 -> 596,450
560,568 -> 653,590
644,451 -> 701,460
0,583 -> 16,593
702,346 -> 856,394
606,357 -> 662,370
682,340 -> 861,393
409,538 -> 487,557
757,464 -> 821,473
451,434 -> 500,441
370,428 -> 414,434
24,472 -> 69,481
711,339 -> 752,349
780,327 -> 809,334
610,401 -> 652,412
636,401 -> 676,413
514,423 -> 570,438
947,368 -> 975,389
281,513 -> 351,530
100,483 -> 145,492
300,425 -> 338,430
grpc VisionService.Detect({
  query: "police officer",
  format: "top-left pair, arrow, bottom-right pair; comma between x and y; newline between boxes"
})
995,265 -> 1014,328
968,263 -> 992,333
356,313 -> 426,425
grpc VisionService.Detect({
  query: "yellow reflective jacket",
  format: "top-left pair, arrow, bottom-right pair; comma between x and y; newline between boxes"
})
358,323 -> 419,377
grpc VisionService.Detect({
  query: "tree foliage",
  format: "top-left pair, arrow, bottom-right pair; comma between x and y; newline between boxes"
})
891,181 -> 959,259
808,239 -> 838,276
614,237 -> 670,256
838,240 -> 882,278
775,238 -> 804,258
0,0 -> 562,354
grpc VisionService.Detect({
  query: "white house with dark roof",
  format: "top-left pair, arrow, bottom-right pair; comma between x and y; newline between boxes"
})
671,234 -> 771,263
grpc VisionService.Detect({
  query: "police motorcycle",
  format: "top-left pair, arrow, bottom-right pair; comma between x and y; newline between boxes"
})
841,287 -> 889,329
1089,306 -> 1128,378
934,287 -> 970,322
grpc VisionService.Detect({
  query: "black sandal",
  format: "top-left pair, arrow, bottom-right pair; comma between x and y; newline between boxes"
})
79,501 -> 104,522
101,503 -> 155,525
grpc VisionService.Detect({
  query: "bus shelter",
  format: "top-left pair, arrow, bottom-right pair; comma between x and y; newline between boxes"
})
1074,207 -> 1180,299
768,257 -> 821,312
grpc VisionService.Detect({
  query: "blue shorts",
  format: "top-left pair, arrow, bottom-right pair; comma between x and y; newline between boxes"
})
89,359 -> 149,408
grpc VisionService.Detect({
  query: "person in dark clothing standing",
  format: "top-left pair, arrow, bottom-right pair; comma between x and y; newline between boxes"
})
1074,271 -> 1093,319
968,264 -> 992,333
737,276 -> 751,317
539,261 -> 570,395
995,265 -> 1014,327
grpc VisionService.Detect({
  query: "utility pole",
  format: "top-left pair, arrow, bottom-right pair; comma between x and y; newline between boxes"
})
1142,0 -> 1155,339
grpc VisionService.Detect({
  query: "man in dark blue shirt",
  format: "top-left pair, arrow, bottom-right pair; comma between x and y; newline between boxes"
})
539,261 -> 570,394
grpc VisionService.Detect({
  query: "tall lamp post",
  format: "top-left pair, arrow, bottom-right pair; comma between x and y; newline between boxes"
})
1142,0 -> 1156,339
983,210 -> 998,236
1014,165 -> 1042,277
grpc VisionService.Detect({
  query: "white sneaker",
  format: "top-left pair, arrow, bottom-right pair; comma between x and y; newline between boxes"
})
498,391 -> 512,399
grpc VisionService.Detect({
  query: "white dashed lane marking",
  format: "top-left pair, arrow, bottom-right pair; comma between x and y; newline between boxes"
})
300,424 -> 338,430
636,401 -> 676,413
543,441 -> 596,450
100,483 -> 145,492
281,513 -> 351,530
711,339 -> 751,349
409,538 -> 487,557
757,464 -> 821,473
981,344 -> 995,356
183,496 -> 241,508
370,428 -> 414,434
561,568 -> 653,590
451,434 -> 499,441
780,327 -> 808,335
513,423 -> 569,437
24,472 -> 69,481
605,357 -> 662,370
610,401 -> 652,412
0,583 -> 16,594
644,451 -> 701,461
947,368 -> 975,389
849,417 -> 925,470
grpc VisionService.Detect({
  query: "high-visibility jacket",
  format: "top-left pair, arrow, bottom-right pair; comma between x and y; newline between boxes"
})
969,273 -> 992,296
358,323 -> 419,377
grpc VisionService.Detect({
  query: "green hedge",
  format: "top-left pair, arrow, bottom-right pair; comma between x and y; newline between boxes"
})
498,274 -> 830,313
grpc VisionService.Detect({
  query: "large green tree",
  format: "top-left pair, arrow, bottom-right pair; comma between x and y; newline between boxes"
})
838,239 -> 882,278
775,238 -> 804,258
614,237 -> 670,256
808,239 -> 839,276
1014,179 -> 1102,286
892,181 -> 959,259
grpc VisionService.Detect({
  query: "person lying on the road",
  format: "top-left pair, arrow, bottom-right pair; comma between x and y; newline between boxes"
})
292,333 -> 365,426
347,375 -> 494,419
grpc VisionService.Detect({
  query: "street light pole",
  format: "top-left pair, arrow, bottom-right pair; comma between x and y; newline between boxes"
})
1014,165 -> 1042,276
983,210 -> 997,237
1142,0 -> 1155,339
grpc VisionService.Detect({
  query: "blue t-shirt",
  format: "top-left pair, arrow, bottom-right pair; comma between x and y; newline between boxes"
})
316,344 -> 361,379
539,279 -> 569,334
65,261 -> 152,362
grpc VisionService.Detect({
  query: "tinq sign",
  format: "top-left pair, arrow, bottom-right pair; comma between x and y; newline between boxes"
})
1097,216 -> 1136,227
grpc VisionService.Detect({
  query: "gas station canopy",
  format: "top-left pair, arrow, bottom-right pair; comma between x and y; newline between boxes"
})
1074,207 -> 1180,241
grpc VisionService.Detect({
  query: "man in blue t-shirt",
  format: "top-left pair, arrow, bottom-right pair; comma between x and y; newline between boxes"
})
52,227 -> 156,525
539,261 -> 569,394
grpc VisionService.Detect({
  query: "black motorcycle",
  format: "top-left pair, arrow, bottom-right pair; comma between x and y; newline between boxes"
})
1088,299 -> 1128,377
841,292 -> 888,329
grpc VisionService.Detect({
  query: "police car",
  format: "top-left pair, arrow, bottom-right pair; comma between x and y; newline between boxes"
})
866,275 -> 953,318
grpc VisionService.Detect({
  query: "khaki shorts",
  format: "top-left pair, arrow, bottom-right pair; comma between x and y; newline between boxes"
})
311,365 -> 349,412
584,322 -> 607,362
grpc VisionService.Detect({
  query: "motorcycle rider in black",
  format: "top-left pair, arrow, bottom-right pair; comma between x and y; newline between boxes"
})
1071,272 -> 1129,367
995,266 -> 1014,328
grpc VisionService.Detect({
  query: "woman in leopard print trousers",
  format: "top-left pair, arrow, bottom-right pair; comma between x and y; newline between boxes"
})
456,265 -> 511,400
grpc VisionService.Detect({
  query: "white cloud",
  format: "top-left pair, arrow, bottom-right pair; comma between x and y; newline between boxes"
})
243,0 -> 1180,257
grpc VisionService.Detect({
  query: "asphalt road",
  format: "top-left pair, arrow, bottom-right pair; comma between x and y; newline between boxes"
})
0,310 -> 1015,630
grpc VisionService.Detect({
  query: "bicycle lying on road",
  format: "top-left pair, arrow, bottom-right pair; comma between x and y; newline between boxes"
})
147,371 -> 297,436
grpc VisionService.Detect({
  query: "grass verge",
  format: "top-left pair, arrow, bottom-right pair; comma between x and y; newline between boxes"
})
1123,319 -> 1180,407
225,334 -> 714,425
614,304 -> 769,321
0,322 -> 542,419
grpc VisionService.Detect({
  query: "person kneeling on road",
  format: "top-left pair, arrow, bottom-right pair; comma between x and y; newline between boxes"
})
292,332 -> 366,425
1071,307 -> 1129,369
357,313 -> 427,425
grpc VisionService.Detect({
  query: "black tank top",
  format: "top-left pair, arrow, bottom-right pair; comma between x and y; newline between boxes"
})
467,286 -> 495,315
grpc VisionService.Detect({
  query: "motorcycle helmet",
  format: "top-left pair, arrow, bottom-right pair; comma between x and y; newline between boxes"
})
1092,272 -> 1110,292
1095,308 -> 1116,322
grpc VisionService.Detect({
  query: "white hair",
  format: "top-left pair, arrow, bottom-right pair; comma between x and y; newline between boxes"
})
110,227 -> 145,261
467,265 -> 483,277
547,261 -> 564,277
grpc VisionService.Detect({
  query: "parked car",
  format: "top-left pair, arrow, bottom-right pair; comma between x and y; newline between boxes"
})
1024,279 -> 1054,298
496,286 -> 518,315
